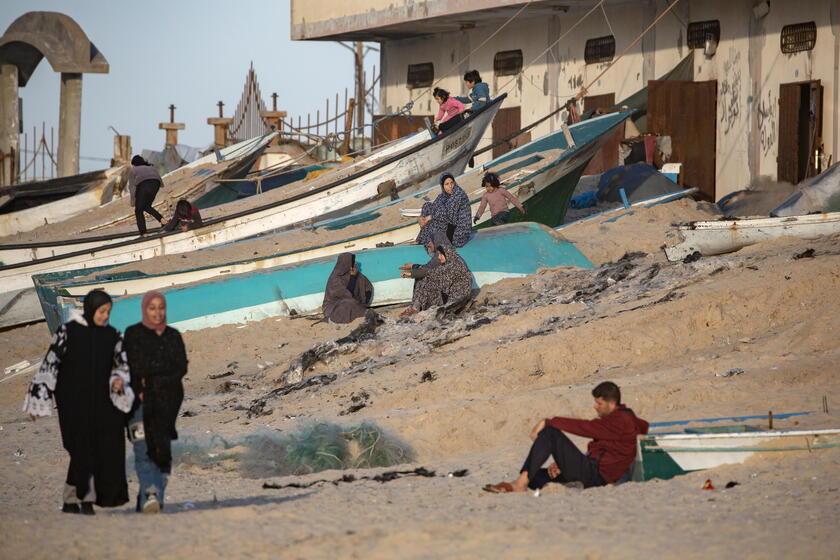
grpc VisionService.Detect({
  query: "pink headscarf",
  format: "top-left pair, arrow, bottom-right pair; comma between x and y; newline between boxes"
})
141,291 -> 167,335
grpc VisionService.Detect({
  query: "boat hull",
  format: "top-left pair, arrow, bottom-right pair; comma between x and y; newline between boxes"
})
633,428 -> 840,481
55,222 -> 592,333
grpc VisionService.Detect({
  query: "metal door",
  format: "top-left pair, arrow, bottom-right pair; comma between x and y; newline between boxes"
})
778,80 -> 823,184
583,93 -> 622,174
492,107 -> 530,159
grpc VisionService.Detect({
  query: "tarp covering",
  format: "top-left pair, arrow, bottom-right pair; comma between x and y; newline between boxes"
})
596,163 -> 680,203
771,163 -> 840,217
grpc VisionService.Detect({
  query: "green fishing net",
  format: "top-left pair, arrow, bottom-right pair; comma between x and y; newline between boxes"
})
170,421 -> 412,478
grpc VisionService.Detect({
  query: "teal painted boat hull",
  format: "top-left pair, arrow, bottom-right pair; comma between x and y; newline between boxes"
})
56,222 -> 592,332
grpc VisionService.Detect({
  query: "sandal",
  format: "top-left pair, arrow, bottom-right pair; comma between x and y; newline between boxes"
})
482,481 -> 514,493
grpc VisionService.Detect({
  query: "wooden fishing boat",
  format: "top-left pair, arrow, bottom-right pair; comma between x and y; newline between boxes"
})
49,222 -> 593,333
633,426 -> 840,481
664,211 -> 840,261
0,95 -> 505,263
0,166 -> 127,238
0,99 -> 506,328
30,110 -> 633,331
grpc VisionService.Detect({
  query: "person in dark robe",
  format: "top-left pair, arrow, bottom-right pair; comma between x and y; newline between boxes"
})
124,291 -> 187,514
163,199 -> 203,232
128,155 -> 166,236
399,230 -> 449,315
24,289 -> 134,515
415,172 -> 473,248
399,237 -> 473,318
323,253 -> 373,323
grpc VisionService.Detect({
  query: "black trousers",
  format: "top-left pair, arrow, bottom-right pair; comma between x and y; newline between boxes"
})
520,426 -> 606,490
438,113 -> 463,133
135,179 -> 163,234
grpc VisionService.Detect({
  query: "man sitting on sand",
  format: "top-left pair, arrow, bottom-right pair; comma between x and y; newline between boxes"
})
485,381 -> 648,492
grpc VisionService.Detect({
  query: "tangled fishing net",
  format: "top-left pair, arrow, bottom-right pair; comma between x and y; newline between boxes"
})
171,421 -> 413,478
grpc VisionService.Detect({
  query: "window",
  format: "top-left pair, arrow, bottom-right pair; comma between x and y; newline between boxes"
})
584,36 -> 615,64
407,63 -> 434,88
493,50 -> 523,76
687,20 -> 721,49
781,22 -> 816,53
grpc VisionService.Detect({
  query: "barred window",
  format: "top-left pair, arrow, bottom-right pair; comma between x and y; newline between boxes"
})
493,50 -> 523,76
407,63 -> 434,88
781,22 -> 816,54
584,36 -> 615,64
687,20 -> 721,49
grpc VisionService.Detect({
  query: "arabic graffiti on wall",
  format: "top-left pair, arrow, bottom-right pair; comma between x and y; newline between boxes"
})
757,89 -> 777,157
719,49 -> 742,135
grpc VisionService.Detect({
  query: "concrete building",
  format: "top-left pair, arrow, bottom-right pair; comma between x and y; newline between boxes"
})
291,0 -> 838,201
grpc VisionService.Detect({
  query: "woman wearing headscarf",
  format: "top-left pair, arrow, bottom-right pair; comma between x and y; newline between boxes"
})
323,253 -> 373,324
24,289 -> 134,515
415,172 -> 473,248
399,237 -> 473,317
128,155 -> 166,236
123,291 -> 187,514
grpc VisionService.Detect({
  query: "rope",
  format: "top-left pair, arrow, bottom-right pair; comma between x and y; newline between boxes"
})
579,0 -> 685,99
475,0 -> 681,159
408,1 -> 534,106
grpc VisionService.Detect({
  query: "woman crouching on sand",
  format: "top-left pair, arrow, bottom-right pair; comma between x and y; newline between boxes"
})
399,237 -> 473,318
24,289 -> 134,515
124,291 -> 187,514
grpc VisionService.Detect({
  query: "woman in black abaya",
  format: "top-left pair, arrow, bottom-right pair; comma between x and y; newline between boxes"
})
24,290 -> 134,514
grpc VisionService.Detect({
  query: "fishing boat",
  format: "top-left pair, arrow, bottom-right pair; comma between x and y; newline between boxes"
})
0,95 -> 505,264
49,222 -> 593,333
31,110 -> 633,331
632,426 -> 840,481
0,166 -> 127,237
0,98 -> 507,328
664,211 -> 840,261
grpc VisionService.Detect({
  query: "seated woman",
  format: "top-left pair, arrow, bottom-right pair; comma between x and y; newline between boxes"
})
164,199 -> 203,232
399,237 -> 473,318
433,87 -> 465,134
415,172 -> 473,248
323,253 -> 373,324
455,70 -> 491,113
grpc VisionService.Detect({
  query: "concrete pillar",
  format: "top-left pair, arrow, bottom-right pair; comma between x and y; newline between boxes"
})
111,134 -> 131,166
259,110 -> 287,146
207,118 -> 233,148
0,63 -> 19,186
58,72 -> 82,177
158,122 -> 185,146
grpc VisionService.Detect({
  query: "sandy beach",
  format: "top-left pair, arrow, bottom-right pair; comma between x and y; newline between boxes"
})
1,198 -> 839,559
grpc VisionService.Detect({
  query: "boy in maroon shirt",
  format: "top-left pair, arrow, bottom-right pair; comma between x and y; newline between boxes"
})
485,381 -> 648,492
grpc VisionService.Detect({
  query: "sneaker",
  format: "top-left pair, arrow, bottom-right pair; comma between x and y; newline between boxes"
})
80,502 -> 95,515
62,503 -> 80,514
142,494 -> 160,514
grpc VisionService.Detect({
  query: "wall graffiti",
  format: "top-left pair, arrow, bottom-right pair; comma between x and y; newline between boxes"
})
719,49 -> 742,135
757,89 -> 777,157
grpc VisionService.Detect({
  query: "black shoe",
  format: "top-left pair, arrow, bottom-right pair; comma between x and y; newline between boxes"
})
80,502 -> 95,515
62,503 -> 80,514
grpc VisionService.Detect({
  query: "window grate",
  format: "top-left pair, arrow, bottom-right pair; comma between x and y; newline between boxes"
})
493,50 -> 523,76
687,20 -> 720,49
584,36 -> 615,64
407,63 -> 434,88
781,22 -> 816,54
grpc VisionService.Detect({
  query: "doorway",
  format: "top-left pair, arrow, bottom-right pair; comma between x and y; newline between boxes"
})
777,80 -> 823,184
491,106 -> 531,159
648,79 -> 717,201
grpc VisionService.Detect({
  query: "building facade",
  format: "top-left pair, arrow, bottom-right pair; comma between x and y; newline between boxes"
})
292,0 -> 838,201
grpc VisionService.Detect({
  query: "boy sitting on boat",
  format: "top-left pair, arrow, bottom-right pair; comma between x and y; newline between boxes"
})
485,381 -> 648,492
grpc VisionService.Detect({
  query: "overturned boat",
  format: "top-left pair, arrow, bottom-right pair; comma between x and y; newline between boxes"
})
664,211 -> 840,261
